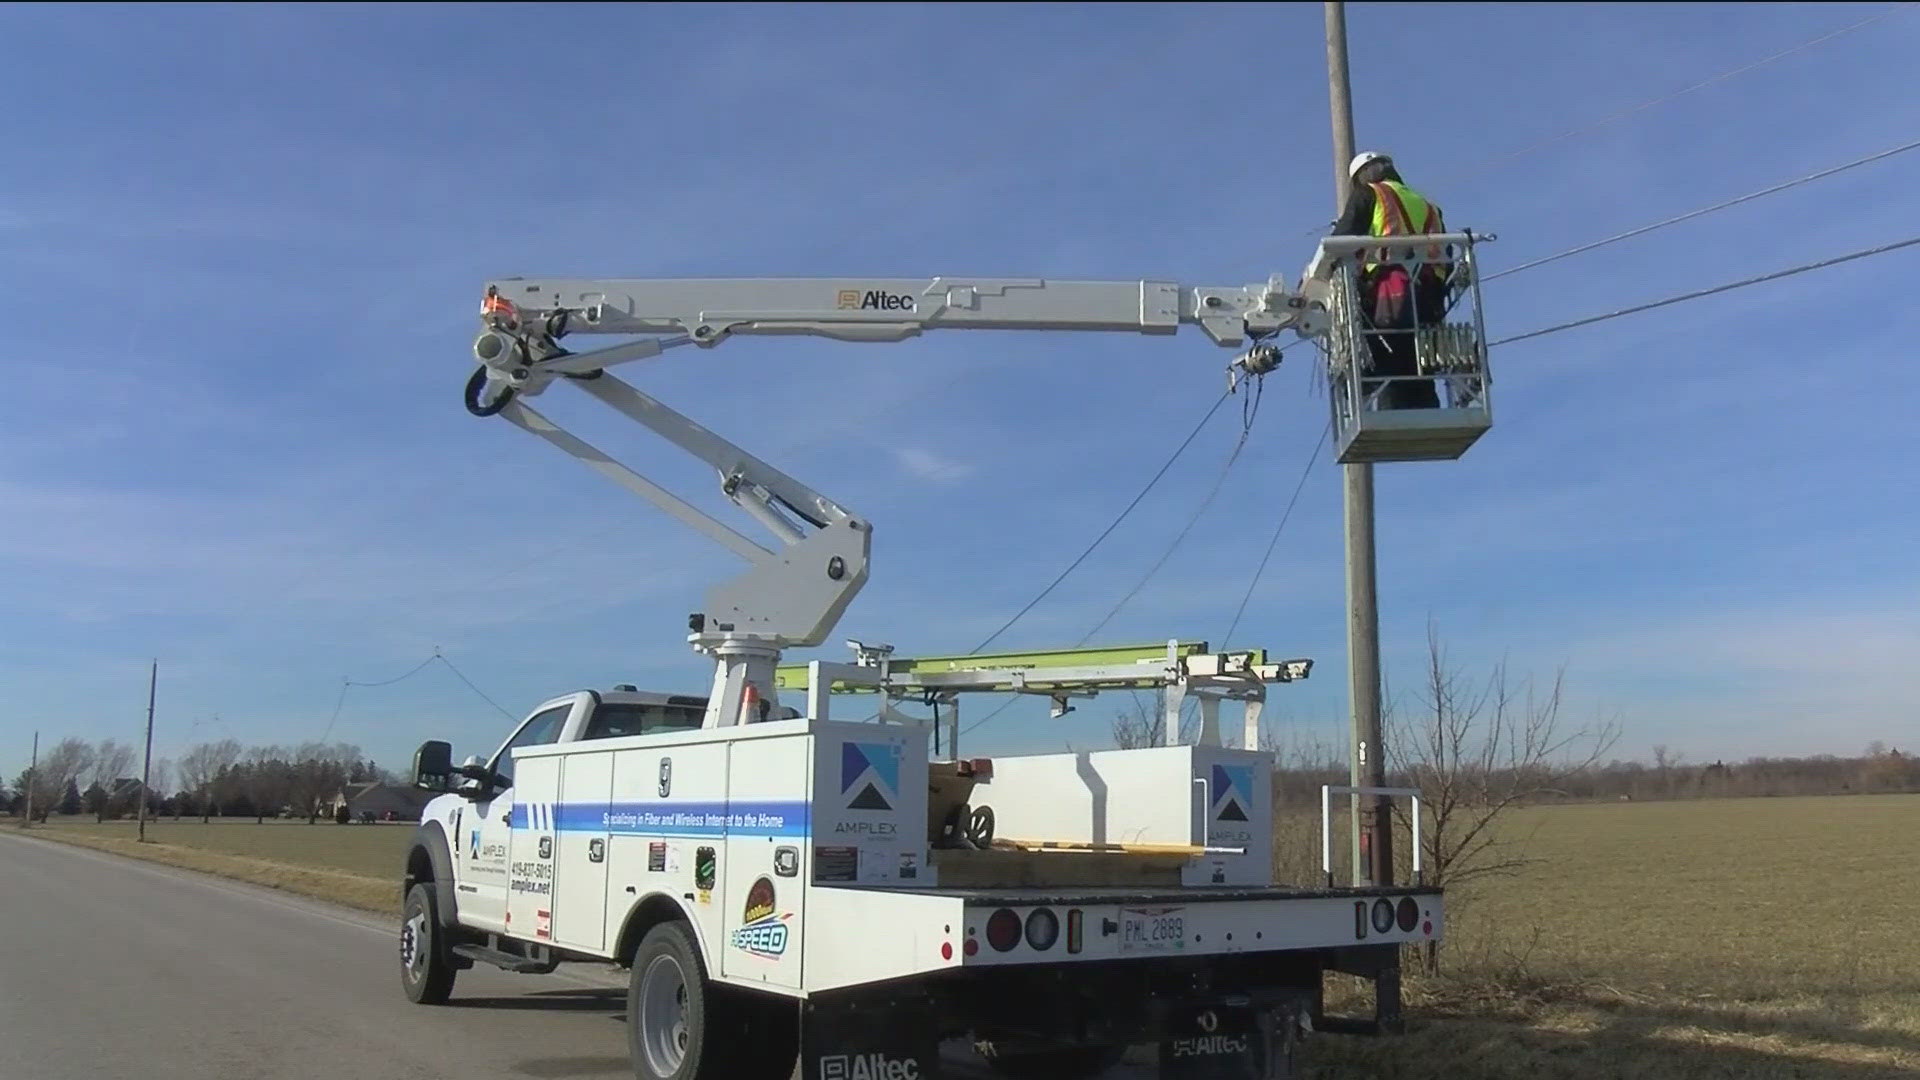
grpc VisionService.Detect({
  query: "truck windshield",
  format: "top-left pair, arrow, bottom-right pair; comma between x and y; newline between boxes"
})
582,702 -> 704,740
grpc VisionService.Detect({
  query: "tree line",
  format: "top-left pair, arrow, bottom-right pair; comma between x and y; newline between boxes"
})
7,739 -> 391,824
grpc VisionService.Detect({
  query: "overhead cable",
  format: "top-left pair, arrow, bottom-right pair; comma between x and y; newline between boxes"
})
317,649 -> 518,741
1486,136 -> 1920,282
1490,233 -> 1920,348
1220,420 -> 1329,650
967,389 -> 1233,655
1076,376 -> 1266,647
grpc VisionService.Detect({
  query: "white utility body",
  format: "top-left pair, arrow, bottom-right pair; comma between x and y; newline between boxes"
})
400,236 -> 1487,1080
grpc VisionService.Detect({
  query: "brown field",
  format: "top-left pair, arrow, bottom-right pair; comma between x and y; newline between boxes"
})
24,793 -> 1920,1078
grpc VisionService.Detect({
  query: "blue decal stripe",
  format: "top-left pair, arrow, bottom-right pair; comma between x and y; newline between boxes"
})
513,802 -> 809,835
512,800 -> 811,838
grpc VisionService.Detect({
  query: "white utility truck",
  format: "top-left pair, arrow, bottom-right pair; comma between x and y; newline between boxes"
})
399,235 -> 1493,1080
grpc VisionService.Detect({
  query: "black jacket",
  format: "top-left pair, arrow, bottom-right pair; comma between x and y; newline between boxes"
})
1330,184 -> 1379,238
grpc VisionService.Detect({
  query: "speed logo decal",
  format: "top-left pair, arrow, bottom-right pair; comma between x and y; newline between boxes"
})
731,875 -> 791,958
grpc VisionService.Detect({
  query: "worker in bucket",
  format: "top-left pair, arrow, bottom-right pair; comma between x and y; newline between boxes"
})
1332,150 -> 1450,410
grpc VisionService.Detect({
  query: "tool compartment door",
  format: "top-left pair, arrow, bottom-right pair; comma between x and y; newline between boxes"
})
719,731 -> 812,989
554,750 -> 613,952
506,753 -> 562,943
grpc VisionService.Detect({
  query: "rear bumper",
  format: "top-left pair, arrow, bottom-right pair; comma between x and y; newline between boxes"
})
953,888 -> 1441,967
796,883 -> 1440,993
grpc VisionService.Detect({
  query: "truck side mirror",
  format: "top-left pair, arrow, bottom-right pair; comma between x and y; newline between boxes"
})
412,740 -> 454,792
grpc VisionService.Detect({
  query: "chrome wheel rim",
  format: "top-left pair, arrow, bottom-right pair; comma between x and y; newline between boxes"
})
638,953 -> 690,1076
401,911 -> 428,977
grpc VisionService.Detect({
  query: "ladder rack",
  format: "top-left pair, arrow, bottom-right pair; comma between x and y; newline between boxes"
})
776,639 -> 1312,755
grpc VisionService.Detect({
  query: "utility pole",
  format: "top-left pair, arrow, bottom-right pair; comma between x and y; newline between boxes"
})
1324,0 -> 1392,893
1326,0 -> 1400,1032
138,659 -> 157,842
23,731 -> 37,827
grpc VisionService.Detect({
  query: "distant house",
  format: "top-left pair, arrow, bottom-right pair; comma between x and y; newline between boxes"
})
324,782 -> 434,823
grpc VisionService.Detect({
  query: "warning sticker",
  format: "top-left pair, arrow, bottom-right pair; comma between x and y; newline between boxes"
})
814,845 -> 857,882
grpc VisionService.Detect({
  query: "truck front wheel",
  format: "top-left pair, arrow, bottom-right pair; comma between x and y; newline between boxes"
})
628,921 -> 728,1080
400,882 -> 456,1005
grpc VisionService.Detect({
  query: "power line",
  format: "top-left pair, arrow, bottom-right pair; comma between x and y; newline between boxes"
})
317,654 -> 440,742
317,649 -> 518,742
1447,4 -> 1914,185
1220,420 -> 1329,650
1490,233 -> 1920,348
1486,136 -> 1920,283
1075,378 -> 1266,647
349,654 -> 440,689
958,694 -> 1018,740
433,654 -> 519,721
967,389 -> 1234,655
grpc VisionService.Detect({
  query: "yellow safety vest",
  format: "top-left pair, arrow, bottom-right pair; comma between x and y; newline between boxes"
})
1365,180 -> 1447,275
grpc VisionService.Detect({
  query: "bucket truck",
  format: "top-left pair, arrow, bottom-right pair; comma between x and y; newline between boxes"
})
398,235 -> 1492,1080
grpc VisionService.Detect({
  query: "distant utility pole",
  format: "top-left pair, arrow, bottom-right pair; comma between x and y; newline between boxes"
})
1327,0 -> 1401,1032
138,660 -> 157,842
23,731 -> 37,826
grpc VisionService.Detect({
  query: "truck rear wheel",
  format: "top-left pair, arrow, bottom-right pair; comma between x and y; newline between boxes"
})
975,1039 -> 1127,1080
400,882 -> 456,1005
628,921 -> 727,1080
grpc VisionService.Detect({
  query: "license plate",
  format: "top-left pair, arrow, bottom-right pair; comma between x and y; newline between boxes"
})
1120,906 -> 1187,953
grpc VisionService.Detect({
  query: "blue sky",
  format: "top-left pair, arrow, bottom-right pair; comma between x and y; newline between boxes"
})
3,3 -> 1916,783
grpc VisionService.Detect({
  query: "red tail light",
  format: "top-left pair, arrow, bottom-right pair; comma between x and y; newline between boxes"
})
985,908 -> 1022,952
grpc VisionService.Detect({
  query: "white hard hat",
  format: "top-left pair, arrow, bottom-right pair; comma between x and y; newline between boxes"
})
1349,150 -> 1391,179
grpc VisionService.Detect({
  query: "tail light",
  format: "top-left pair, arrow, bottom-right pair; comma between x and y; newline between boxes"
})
1025,908 -> 1059,951
1371,898 -> 1395,934
1066,908 -> 1083,954
1396,897 -> 1419,932
985,908 -> 1022,952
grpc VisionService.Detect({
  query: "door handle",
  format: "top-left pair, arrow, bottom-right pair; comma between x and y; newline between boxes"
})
500,812 -> 511,824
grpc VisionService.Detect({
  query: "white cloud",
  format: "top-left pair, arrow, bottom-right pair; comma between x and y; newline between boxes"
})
893,448 -> 974,484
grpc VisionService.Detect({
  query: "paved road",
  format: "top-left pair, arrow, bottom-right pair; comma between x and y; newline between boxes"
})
0,833 -> 1148,1080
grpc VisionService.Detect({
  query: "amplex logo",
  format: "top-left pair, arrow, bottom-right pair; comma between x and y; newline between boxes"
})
841,742 -> 901,812
835,289 -> 916,311
1211,763 -> 1255,823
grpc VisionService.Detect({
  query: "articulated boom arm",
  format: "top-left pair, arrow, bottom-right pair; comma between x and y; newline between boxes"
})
462,261 -> 1361,729
479,273 -> 1323,356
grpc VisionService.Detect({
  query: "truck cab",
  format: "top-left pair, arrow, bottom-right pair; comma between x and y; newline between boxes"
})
413,688 -> 709,935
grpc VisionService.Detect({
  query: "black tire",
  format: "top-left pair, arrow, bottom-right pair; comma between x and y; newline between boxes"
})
400,882 -> 456,1005
976,1040 -> 1127,1080
628,921 -> 730,1080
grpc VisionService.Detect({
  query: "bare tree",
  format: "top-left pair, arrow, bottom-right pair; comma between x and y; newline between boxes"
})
86,740 -> 139,822
175,744 -> 213,822
176,739 -> 243,822
148,758 -> 173,817
1388,621 -> 1620,974
21,739 -> 95,822
1111,691 -> 1204,750
1652,745 -> 1682,799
